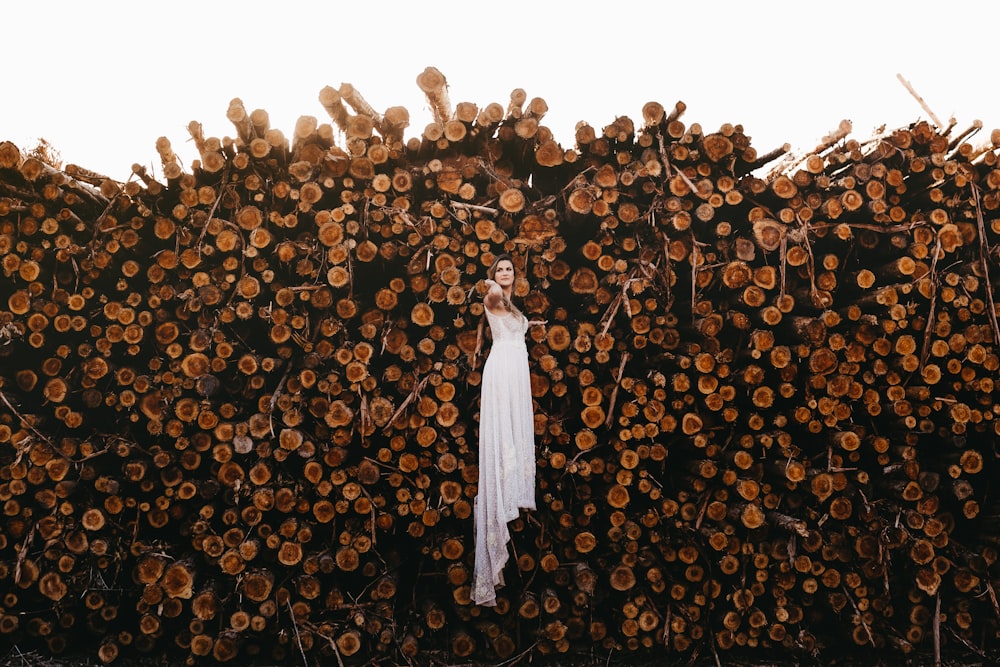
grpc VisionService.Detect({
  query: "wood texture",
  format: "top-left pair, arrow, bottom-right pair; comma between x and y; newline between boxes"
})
2,70 -> 1000,667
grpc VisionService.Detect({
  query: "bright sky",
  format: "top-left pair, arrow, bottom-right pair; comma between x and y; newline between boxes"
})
5,1 -> 998,181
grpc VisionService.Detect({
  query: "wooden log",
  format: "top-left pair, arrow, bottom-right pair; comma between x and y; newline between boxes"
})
416,67 -> 451,127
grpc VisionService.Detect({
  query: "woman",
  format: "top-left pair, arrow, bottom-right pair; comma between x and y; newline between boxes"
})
472,254 -> 538,607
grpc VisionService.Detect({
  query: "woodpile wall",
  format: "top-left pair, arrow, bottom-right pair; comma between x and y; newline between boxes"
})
2,67 -> 1000,665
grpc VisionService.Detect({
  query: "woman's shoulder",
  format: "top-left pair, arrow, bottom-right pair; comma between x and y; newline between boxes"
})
485,306 -> 510,318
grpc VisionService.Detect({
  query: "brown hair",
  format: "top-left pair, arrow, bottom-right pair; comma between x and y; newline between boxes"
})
486,254 -> 524,320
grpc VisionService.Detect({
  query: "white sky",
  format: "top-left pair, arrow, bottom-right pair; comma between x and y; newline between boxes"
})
4,0 -> 998,181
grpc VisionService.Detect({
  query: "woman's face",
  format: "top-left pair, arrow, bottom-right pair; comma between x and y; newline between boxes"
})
492,259 -> 515,288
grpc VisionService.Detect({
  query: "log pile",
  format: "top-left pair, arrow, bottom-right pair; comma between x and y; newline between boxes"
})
2,67 -> 1000,665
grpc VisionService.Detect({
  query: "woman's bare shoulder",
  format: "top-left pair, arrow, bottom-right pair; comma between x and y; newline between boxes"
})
484,305 -> 510,318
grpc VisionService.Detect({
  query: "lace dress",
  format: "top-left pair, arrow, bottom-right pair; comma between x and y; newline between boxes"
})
472,308 -> 537,606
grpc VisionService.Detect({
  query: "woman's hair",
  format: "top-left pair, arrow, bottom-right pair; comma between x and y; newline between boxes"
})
486,253 -> 524,319
486,253 -> 514,280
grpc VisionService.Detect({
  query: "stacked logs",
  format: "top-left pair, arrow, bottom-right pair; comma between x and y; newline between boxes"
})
2,67 -> 1000,665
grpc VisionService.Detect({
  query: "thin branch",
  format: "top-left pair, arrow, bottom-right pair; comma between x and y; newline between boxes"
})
933,591 -> 942,667
920,238 -> 943,368
842,584 -> 876,648
972,185 -> 1000,347
286,598 -> 309,667
0,391 -> 53,448
450,201 -> 498,215
896,73 -> 944,129
383,375 -> 429,434
604,352 -> 632,430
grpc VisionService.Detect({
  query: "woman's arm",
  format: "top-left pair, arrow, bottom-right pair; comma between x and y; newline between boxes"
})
483,279 -> 504,311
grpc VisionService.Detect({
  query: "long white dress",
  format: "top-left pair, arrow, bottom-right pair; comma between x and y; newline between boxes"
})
472,308 -> 537,606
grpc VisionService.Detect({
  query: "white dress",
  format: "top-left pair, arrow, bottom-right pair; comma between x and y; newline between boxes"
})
472,308 -> 537,606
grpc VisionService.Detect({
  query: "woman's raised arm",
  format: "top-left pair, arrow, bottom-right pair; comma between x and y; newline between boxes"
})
483,278 -> 503,311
